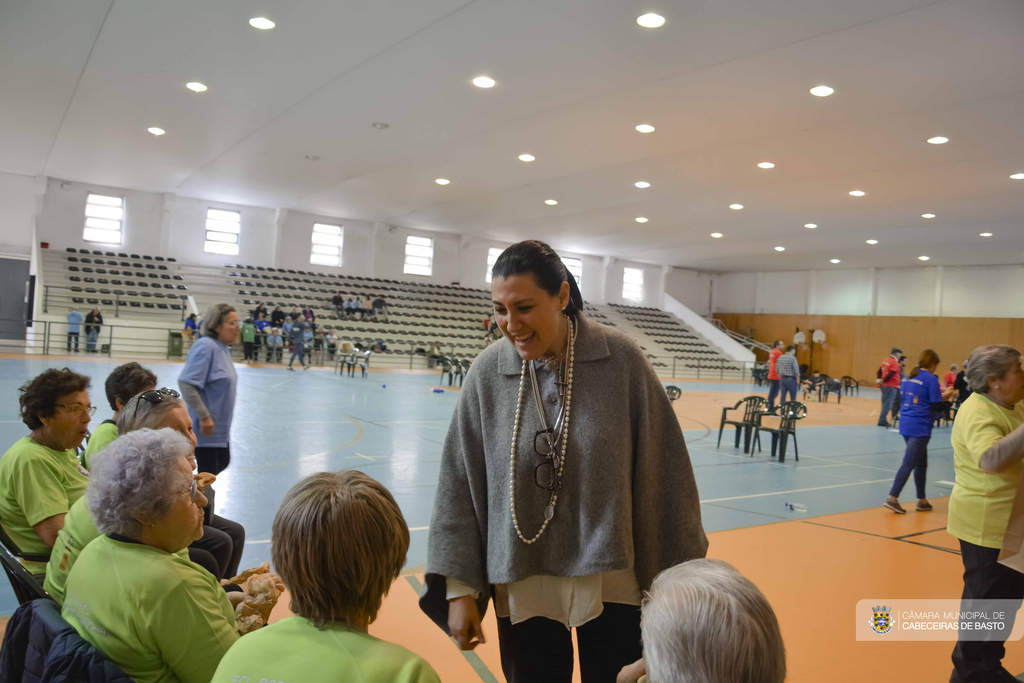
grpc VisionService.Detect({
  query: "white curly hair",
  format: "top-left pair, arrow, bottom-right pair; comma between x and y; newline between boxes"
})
87,428 -> 193,536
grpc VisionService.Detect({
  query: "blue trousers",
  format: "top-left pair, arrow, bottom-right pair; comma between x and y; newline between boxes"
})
780,377 -> 798,405
767,379 -> 781,409
889,435 -> 929,499
879,386 -> 898,425
288,345 -> 306,367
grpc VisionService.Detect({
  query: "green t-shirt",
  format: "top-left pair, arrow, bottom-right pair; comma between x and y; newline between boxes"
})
241,323 -> 256,343
63,535 -> 239,683
81,420 -> 118,471
0,436 -> 89,570
44,496 -> 100,605
212,616 -> 440,683
948,392 -> 1024,548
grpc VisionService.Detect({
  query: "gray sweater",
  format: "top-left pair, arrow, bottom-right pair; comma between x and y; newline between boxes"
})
419,315 -> 708,631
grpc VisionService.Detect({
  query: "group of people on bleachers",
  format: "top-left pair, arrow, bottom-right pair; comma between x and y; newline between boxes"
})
331,292 -> 390,323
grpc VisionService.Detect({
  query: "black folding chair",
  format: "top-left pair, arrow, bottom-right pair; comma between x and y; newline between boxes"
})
0,517 -> 51,605
753,401 -> 807,463
665,386 -> 681,402
717,396 -> 769,454
842,376 -> 860,396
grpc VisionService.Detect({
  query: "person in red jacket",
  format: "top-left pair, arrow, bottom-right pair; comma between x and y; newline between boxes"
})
876,347 -> 903,427
944,364 -> 959,389
766,340 -> 784,410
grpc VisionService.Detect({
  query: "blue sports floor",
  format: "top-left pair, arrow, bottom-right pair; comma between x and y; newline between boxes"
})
0,358 -> 954,616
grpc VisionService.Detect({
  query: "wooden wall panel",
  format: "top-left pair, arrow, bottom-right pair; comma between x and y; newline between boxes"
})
714,314 -> 1024,384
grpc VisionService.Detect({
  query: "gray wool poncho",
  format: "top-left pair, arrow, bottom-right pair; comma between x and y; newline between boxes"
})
419,315 -> 708,631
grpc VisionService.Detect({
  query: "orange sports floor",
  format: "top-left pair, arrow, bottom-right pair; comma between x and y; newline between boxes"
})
271,497 -> 1024,682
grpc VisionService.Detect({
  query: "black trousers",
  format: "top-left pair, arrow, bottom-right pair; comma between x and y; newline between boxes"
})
497,603 -> 642,683
190,514 -> 246,580
195,446 -> 231,475
951,539 -> 1024,682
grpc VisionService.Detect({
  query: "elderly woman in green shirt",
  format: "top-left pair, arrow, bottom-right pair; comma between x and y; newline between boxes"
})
62,428 -> 239,683
80,362 -> 157,470
947,345 -> 1024,683
0,368 -> 93,572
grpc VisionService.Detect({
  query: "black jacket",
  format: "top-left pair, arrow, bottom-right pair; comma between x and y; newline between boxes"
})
0,599 -> 132,683
84,312 -> 102,334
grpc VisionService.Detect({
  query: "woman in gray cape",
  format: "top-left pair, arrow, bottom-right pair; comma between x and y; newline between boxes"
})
420,241 -> 707,683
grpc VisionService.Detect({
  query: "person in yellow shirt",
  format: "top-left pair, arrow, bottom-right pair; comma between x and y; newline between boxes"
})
947,345 -> 1024,683
80,361 -> 157,470
62,428 -> 240,683
0,368 -> 92,573
212,470 -> 441,683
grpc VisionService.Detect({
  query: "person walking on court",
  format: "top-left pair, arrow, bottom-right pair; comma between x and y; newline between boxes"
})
766,340 -> 784,409
241,315 -> 256,362
876,347 -> 902,427
775,345 -> 800,406
287,314 -> 309,371
66,307 -> 83,353
884,349 -> 955,514
178,303 -> 240,477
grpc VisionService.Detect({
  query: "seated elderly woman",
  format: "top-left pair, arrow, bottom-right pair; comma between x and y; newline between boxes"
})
617,559 -> 785,683
62,428 -> 239,683
0,368 -> 92,572
947,345 -> 1024,682
212,471 -> 441,683
46,388 -> 246,602
80,361 -> 157,470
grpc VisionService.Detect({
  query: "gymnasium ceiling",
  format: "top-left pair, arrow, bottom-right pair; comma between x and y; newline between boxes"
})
2,0 -> 1023,272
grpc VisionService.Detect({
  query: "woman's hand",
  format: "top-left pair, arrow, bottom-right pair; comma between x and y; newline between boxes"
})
448,595 -> 485,650
617,657 -> 646,683
200,416 -> 215,435
227,591 -> 247,608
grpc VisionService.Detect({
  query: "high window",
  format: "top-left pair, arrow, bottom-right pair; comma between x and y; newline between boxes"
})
310,223 -> 343,266
404,235 -> 433,276
82,194 -> 123,245
562,257 -> 582,290
622,267 -> 644,301
204,209 -> 240,255
485,247 -> 503,283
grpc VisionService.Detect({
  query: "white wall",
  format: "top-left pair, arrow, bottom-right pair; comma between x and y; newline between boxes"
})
0,171 -> 37,258
712,265 -> 1024,318
665,267 -> 713,316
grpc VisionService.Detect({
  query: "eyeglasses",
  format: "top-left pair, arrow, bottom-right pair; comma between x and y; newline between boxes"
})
55,403 -> 97,417
182,477 -> 198,503
129,387 -> 180,425
533,429 -> 560,491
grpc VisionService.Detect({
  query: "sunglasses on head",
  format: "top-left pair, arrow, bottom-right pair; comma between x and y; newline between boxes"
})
129,387 -> 181,425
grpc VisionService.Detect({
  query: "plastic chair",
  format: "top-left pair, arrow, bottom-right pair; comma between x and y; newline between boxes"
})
665,386 -> 681,402
0,515 -> 51,605
753,401 -> 807,463
842,376 -> 860,396
717,396 -> 769,454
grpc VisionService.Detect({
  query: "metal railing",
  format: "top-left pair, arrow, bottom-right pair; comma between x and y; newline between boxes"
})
43,285 -> 188,321
704,317 -> 773,354
640,354 -> 768,382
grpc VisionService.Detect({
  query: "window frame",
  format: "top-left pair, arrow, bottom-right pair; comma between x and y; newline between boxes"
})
310,223 -> 343,267
622,266 -> 644,302
204,208 -> 241,256
485,247 -> 504,284
561,257 -> 583,290
404,235 -> 434,277
82,193 -> 125,245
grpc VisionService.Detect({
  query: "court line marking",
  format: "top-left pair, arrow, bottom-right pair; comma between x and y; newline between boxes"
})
231,415 -> 365,472
404,575 -> 500,683
270,377 -> 293,389
802,520 -> 961,555
700,478 -> 891,504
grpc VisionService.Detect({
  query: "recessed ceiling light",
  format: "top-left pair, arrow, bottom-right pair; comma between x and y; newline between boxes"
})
147,127 -> 165,136
186,82 -> 207,93
249,17 -> 275,29
729,203 -> 743,210
927,136 -> 949,145
849,190 -> 866,197
830,259 -> 841,264
545,199 -> 558,205
435,178 -> 450,185
921,213 -> 936,218
918,256 -> 930,261
980,232 -> 993,237
809,85 -> 834,97
804,223 -> 817,229
1011,173 -> 1024,180
710,233 -> 723,238
305,155 -> 320,161
635,217 -> 648,223
635,124 -> 655,133
372,122 -> 390,130
774,246 -> 785,252
472,76 -> 495,88
518,154 -> 535,162
635,181 -> 651,188
866,239 -> 878,245
757,162 -> 775,169
636,13 -> 666,28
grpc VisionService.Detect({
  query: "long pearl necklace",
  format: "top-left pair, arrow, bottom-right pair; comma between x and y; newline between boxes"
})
509,315 -> 576,545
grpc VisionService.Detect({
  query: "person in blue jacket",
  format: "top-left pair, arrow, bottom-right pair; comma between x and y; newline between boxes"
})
884,349 -> 955,514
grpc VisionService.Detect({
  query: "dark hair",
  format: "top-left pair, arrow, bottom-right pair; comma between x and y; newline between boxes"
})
490,241 -> 584,319
187,314 -> 196,321
19,368 -> 91,430
891,347 -> 902,355
104,362 -> 158,411
773,340 -> 783,348
785,345 -> 796,353
908,349 -> 940,379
